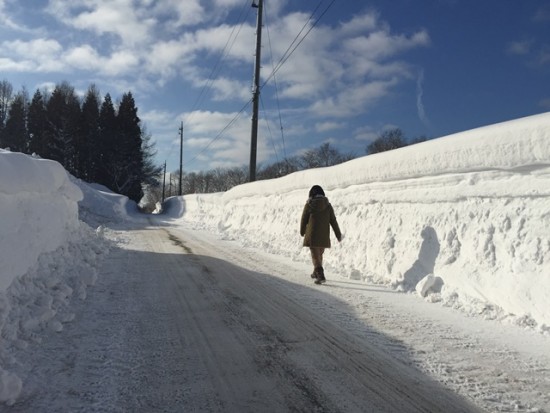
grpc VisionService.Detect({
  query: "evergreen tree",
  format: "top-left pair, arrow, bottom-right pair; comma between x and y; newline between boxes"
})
1,80 -> 162,204
97,93 -> 117,187
28,89 -> 48,157
45,82 -> 81,173
140,126 -> 163,186
114,92 -> 144,202
2,92 -> 27,152
65,88 -> 82,176
79,85 -> 101,181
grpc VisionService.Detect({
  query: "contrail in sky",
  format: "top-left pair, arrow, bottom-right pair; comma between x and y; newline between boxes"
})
416,69 -> 432,129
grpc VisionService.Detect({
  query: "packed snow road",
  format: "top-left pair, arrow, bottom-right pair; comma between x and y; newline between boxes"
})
9,222 -> 482,412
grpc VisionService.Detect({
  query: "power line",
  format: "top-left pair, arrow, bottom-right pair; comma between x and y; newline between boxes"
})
181,0 -> 338,171
261,0 -> 337,89
181,98 -> 252,169
166,0 -> 252,165
263,0 -> 287,160
260,95 -> 280,165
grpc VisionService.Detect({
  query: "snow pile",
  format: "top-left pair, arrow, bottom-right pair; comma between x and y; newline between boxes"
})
172,112 -> 550,333
0,150 -> 111,405
74,178 -> 139,227
0,151 -> 83,291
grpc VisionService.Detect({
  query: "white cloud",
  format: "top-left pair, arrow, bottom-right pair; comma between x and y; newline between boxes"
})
254,11 -> 429,112
534,5 -> 550,22
315,121 -> 344,132
191,23 -> 256,61
175,109 -> 275,168
103,50 -> 141,76
343,29 -> 430,61
339,11 -> 379,35
151,0 -> 205,28
63,45 -> 100,69
353,125 -> 378,142
0,2 -> 435,171
539,97 -> 550,110
0,57 -> 33,71
46,0 -> 155,46
507,40 -> 532,55
538,45 -> 550,65
208,77 -> 251,102
1,38 -> 65,72
309,78 -> 399,118
4,38 -> 62,57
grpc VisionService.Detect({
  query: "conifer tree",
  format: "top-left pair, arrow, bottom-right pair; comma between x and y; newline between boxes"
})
141,127 -> 163,188
97,93 -> 117,188
28,89 -> 48,157
79,85 -> 101,181
114,92 -> 144,202
45,82 -> 81,173
2,92 -> 27,153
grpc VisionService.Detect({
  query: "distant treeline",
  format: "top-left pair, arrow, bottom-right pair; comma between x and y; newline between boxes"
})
151,127 -> 428,203
0,80 -> 160,202
150,142 -> 356,202
153,130 -> 429,201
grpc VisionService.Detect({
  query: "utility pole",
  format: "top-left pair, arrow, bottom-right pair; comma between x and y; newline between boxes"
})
179,121 -> 183,196
162,161 -> 166,203
249,0 -> 263,182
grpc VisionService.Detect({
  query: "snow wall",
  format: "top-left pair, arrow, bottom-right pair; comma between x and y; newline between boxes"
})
173,112 -> 550,331
0,151 -> 83,292
0,150 -> 115,404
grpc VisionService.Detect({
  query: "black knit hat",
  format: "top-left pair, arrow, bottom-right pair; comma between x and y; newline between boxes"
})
309,185 -> 325,198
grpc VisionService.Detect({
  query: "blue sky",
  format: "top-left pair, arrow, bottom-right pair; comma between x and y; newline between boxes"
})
1,0 -> 549,174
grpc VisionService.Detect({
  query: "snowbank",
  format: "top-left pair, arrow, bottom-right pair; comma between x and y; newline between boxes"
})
0,150 -> 110,405
173,112 -> 550,332
75,179 -> 139,227
0,151 -> 83,291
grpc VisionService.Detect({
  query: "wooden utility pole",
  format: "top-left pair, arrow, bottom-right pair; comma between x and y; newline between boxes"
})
179,121 -> 183,196
249,0 -> 263,182
162,161 -> 166,203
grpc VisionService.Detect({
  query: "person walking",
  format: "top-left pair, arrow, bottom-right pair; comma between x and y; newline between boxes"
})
300,185 -> 342,284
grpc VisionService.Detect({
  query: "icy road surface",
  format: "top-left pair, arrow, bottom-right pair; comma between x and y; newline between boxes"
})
9,221 -> 549,412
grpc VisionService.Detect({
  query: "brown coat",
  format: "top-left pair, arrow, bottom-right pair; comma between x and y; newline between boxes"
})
300,196 -> 341,248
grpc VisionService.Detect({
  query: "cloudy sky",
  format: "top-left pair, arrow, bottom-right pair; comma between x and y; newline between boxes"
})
1,0 -> 549,173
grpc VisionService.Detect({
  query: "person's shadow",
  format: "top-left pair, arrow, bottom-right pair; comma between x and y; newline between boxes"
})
402,226 -> 441,291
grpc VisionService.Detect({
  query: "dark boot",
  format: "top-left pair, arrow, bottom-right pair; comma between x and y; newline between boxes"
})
311,266 -> 320,279
314,266 -> 326,284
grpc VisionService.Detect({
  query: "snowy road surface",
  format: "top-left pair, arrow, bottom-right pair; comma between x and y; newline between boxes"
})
9,222 -> 483,413
9,220 -> 549,412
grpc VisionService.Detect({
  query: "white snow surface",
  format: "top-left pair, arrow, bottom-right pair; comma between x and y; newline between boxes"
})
0,112 -> 549,410
169,112 -> 550,332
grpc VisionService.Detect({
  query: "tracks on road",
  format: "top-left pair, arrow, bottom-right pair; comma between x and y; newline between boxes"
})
10,226 -> 482,412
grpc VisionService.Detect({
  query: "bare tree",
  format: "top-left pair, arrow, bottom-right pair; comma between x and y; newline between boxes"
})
300,142 -> 352,169
0,79 -> 13,127
366,128 -> 406,155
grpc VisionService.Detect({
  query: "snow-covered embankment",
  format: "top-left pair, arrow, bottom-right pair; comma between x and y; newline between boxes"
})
0,150 -> 108,404
170,113 -> 550,333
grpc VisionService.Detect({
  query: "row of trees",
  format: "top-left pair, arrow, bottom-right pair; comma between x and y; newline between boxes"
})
0,77 -> 429,204
142,127 -> 429,204
0,80 -> 160,202
366,128 -> 427,155
148,142 -> 355,199
152,129 -> 428,198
